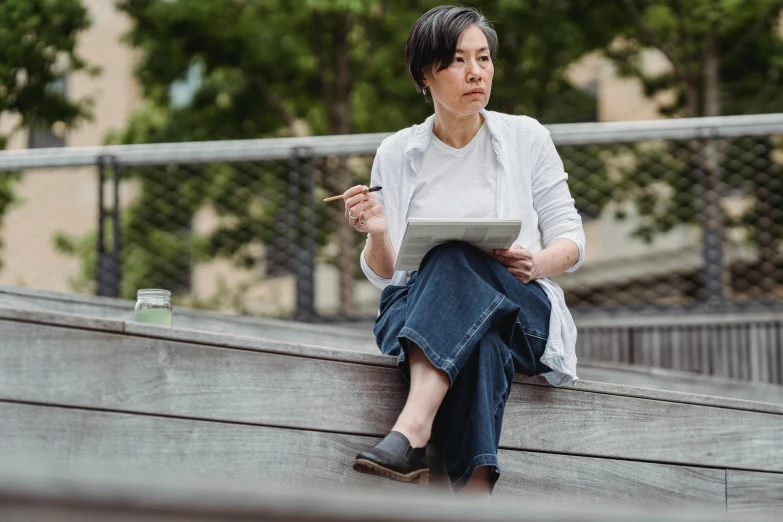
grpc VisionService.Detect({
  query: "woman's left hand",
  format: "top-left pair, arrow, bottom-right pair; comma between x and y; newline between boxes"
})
491,244 -> 539,284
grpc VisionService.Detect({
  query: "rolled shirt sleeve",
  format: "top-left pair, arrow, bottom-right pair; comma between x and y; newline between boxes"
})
359,152 -> 395,289
532,127 -> 586,273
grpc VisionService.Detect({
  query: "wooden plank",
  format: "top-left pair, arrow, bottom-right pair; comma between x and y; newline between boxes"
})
740,324 -> 750,381
574,308 -> 783,328
769,323 -> 781,384
611,328 -> 623,364
764,325 -> 775,384
758,325 -> 770,384
631,328 -> 643,366
726,470 -> 783,514
0,306 -> 386,368
661,327 -> 672,369
776,323 -> 783,386
576,330 -> 591,360
502,381 -> 783,472
715,325 -> 730,379
670,326 -> 685,370
0,307 -> 125,333
0,402 -> 447,491
0,401 -> 725,510
0,321 -> 406,435
699,328 -> 711,377
651,328 -> 662,368
0,286 -> 380,349
730,326 -> 741,380
577,361 -> 783,405
688,326 -> 700,373
495,450 -> 725,509
5,316 -> 782,416
3,319 -> 783,471
622,327 -> 632,364
717,326 -> 725,378
599,328 -> 610,361
641,328 -> 651,367
749,324 -> 763,383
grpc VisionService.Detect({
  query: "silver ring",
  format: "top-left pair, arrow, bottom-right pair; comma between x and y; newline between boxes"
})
349,213 -> 358,220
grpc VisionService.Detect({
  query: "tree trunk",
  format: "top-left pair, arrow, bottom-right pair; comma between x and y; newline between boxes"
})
319,12 -> 356,317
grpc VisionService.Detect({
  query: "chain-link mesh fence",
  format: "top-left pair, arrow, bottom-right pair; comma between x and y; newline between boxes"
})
559,134 -> 783,313
0,116 -> 782,322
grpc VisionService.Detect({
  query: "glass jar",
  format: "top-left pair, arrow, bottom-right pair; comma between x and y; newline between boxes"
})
134,289 -> 172,326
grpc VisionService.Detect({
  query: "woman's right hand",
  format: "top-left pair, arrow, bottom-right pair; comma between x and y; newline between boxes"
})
344,185 -> 387,235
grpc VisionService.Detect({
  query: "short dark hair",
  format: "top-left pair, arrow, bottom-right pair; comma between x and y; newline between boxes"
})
404,5 -> 498,103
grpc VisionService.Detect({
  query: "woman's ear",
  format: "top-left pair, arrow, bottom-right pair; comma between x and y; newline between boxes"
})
421,67 -> 432,86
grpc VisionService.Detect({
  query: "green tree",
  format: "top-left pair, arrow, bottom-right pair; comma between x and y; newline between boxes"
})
0,0 -> 96,266
604,1 -> 783,295
79,0 -> 621,314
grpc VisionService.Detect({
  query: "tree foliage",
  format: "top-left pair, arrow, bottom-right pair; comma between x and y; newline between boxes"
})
0,0 -> 95,266
79,0 -> 618,306
604,1 -> 783,263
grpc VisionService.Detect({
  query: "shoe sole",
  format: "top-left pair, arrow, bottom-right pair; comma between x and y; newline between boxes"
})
353,458 -> 430,486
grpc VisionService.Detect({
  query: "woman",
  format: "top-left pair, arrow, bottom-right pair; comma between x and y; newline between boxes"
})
344,5 -> 585,499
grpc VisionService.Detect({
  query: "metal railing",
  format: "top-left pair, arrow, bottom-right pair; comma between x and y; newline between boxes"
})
0,113 -> 782,320
575,311 -> 783,385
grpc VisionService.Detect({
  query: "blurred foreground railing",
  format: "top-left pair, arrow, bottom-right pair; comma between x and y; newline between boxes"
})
0,113 -> 782,320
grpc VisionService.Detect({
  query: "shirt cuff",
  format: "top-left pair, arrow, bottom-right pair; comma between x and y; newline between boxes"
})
360,247 -> 394,290
551,232 -> 585,273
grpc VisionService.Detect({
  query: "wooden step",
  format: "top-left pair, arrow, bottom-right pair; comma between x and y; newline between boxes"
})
0,306 -> 781,513
0,285 -> 378,353
2,286 -> 781,403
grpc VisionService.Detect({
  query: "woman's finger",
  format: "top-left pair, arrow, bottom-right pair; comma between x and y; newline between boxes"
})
509,267 -> 532,283
349,199 -> 370,219
342,185 -> 366,201
345,188 -> 373,209
346,196 -> 370,220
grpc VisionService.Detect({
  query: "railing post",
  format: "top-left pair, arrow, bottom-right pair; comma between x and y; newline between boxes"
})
290,147 -> 316,321
695,134 -> 725,309
96,155 -> 121,297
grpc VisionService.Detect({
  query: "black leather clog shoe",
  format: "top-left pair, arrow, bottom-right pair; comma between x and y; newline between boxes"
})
353,431 -> 429,485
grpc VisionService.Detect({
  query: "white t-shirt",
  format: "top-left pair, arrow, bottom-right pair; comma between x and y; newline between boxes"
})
406,122 -> 497,220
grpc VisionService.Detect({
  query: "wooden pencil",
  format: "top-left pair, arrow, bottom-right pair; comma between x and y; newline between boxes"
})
323,186 -> 382,202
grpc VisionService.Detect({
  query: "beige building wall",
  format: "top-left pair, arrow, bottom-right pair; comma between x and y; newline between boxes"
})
0,1 -> 139,293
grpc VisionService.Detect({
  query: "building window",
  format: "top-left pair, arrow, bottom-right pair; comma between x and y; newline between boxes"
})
28,76 -> 68,149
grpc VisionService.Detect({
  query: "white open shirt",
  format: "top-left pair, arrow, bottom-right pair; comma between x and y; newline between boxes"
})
360,109 -> 586,386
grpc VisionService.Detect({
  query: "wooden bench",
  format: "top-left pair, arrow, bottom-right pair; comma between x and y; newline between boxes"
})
2,286 -> 781,404
1,306 -> 781,513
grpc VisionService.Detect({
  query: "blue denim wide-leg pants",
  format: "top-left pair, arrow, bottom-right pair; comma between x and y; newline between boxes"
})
373,241 -> 551,492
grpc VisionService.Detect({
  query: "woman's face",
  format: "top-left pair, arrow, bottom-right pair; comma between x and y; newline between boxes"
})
423,24 -> 494,117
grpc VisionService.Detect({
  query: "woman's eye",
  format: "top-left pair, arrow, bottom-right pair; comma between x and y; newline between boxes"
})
480,56 -> 490,62
453,57 -> 464,63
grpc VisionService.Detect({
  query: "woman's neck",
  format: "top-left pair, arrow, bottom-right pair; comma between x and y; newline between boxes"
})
431,109 -> 484,149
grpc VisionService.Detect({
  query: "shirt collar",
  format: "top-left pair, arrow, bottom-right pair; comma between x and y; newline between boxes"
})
404,109 -> 502,159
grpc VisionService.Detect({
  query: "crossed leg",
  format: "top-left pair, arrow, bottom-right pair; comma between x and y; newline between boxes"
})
391,342 -> 493,500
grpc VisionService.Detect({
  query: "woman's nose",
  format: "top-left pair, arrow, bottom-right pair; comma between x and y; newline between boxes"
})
467,60 -> 482,81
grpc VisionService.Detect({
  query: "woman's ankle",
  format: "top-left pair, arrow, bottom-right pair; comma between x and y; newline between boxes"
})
390,418 -> 431,449
460,465 -> 494,498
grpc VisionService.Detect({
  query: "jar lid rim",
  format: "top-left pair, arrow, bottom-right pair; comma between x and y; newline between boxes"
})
137,288 -> 171,297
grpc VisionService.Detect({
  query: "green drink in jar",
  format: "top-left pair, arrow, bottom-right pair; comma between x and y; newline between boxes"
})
134,289 -> 172,326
